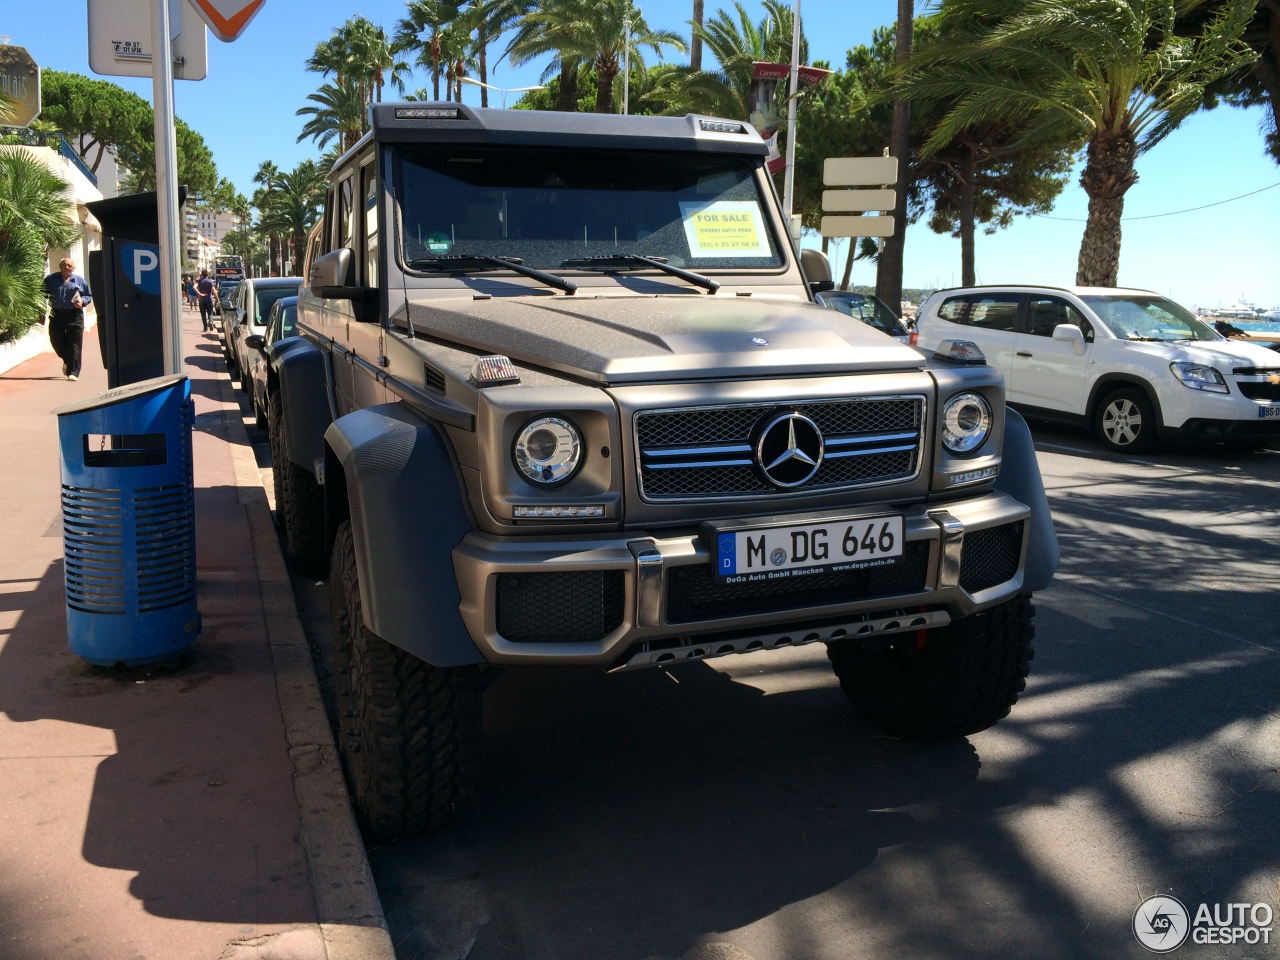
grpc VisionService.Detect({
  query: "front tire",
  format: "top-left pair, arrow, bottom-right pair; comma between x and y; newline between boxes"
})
330,521 -> 483,841
827,595 -> 1035,741
1095,386 -> 1156,453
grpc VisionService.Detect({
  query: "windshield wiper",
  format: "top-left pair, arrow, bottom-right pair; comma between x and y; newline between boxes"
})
407,255 -> 576,294
561,255 -> 720,294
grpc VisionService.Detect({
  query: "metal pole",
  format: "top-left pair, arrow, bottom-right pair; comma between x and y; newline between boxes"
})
152,0 -> 183,375
782,0 -> 801,221
623,18 -> 632,115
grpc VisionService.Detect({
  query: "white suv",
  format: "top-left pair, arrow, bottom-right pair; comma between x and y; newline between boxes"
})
916,285 -> 1280,452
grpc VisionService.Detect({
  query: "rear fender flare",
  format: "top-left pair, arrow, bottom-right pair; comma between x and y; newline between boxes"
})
324,403 -> 484,667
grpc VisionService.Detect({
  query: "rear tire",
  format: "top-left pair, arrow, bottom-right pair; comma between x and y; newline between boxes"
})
1095,386 -> 1156,453
268,391 -> 327,574
330,520 -> 483,841
827,595 -> 1035,741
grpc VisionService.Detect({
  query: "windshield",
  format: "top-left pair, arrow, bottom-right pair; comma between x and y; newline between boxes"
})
1081,295 -> 1220,342
279,303 -> 297,339
254,285 -> 298,324
398,146 -> 782,272
820,292 -> 905,334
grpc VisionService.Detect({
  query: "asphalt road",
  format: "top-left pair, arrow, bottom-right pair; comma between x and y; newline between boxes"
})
243,391 -> 1280,960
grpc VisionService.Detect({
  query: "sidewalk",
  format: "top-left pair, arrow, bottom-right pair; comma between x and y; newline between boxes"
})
0,306 -> 394,960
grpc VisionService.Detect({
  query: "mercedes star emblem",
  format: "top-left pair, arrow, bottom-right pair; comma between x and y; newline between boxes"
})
755,412 -> 824,488
750,336 -> 769,346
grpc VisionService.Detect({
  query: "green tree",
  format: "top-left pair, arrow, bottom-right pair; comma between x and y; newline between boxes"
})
307,17 -> 408,130
296,76 -> 366,152
506,0 -> 586,111
1190,0 -> 1279,161
36,70 -> 151,174
0,151 -> 77,340
395,0 -> 464,101
257,160 -> 327,276
647,1 -> 804,120
901,0 -> 1258,286
513,0 -> 685,113
116,117 -> 218,195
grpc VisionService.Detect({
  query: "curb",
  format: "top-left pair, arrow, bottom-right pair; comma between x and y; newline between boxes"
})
212,363 -> 396,960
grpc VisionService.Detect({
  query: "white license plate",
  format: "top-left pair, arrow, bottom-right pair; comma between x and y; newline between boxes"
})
1258,404 -> 1280,419
715,516 -> 904,584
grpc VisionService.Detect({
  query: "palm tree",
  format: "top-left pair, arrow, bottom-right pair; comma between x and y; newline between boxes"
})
395,0 -> 463,101
690,0 -> 705,71
308,18 -> 408,131
653,1 -> 803,119
296,77 -> 366,152
899,0 -> 1258,286
252,160 -> 281,276
463,0 -> 535,107
515,0 -> 686,113
257,160 -> 327,277
0,150 -> 77,340
507,1 -> 584,112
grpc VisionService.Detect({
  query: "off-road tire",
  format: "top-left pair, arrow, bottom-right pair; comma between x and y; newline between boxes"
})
330,520 -> 484,841
267,394 -> 327,575
827,595 -> 1035,741
1095,386 -> 1156,454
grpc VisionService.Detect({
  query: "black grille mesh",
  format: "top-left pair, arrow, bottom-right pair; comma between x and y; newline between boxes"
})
959,521 -> 1023,593
1237,382 -> 1280,402
637,398 -> 923,500
496,571 -> 625,642
666,540 -> 931,624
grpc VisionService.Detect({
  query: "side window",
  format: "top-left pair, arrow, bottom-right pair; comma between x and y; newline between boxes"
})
937,297 -> 970,322
1027,296 -> 1094,341
967,295 -> 1019,332
337,176 -> 356,252
362,162 -> 379,287
321,188 -> 336,254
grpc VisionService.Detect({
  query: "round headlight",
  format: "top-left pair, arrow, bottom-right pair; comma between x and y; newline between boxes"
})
941,392 -> 992,454
513,416 -> 582,485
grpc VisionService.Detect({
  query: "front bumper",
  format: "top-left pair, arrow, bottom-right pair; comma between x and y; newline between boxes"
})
453,491 -> 1030,669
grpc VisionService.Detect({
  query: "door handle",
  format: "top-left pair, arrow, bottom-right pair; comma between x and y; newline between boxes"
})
1016,351 -> 1033,358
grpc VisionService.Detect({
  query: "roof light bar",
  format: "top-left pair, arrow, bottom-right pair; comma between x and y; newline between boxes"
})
699,119 -> 747,134
395,107 -> 459,119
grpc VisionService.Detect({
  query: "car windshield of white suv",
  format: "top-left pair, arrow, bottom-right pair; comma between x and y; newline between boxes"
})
1081,295 -> 1220,342
397,147 -> 783,272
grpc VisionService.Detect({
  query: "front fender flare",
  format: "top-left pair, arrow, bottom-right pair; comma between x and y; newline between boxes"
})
994,407 -> 1058,592
272,337 -> 334,475
325,403 -> 484,667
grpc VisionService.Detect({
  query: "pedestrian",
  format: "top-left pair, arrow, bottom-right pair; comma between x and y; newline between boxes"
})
186,277 -> 197,309
195,269 -> 219,332
43,257 -> 92,381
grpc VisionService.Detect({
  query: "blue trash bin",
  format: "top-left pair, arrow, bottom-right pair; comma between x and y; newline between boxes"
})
53,374 -> 200,665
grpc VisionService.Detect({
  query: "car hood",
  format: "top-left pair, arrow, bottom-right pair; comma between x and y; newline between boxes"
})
398,294 -> 923,384
1122,338 -> 1280,370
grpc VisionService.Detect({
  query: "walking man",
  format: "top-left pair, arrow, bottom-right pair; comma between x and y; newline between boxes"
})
195,269 -> 219,332
43,257 -> 92,381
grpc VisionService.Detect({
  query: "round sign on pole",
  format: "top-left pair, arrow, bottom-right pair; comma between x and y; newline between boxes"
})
0,45 -> 41,128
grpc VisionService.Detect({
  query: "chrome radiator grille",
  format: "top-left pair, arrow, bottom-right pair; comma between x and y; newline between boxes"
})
635,397 -> 925,501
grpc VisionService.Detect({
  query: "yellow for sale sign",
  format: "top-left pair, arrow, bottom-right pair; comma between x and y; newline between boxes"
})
679,201 -> 772,257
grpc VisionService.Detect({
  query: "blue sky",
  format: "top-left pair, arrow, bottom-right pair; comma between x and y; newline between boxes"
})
5,0 -> 1279,309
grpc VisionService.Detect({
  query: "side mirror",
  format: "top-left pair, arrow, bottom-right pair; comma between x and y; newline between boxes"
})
244,334 -> 266,351
1051,323 -> 1087,355
310,248 -> 353,293
800,248 -> 835,295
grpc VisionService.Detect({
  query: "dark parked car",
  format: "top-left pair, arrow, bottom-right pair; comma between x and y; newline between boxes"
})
815,290 -> 918,346
244,295 -> 296,428
225,275 -> 301,393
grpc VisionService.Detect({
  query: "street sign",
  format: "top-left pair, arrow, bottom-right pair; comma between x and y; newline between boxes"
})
824,156 -> 898,187
87,0 -> 208,81
821,189 -> 896,213
820,215 -> 895,238
0,45 -> 41,127
186,0 -> 267,42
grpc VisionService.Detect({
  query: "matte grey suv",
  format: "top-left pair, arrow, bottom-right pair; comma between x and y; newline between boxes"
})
267,103 -> 1058,839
